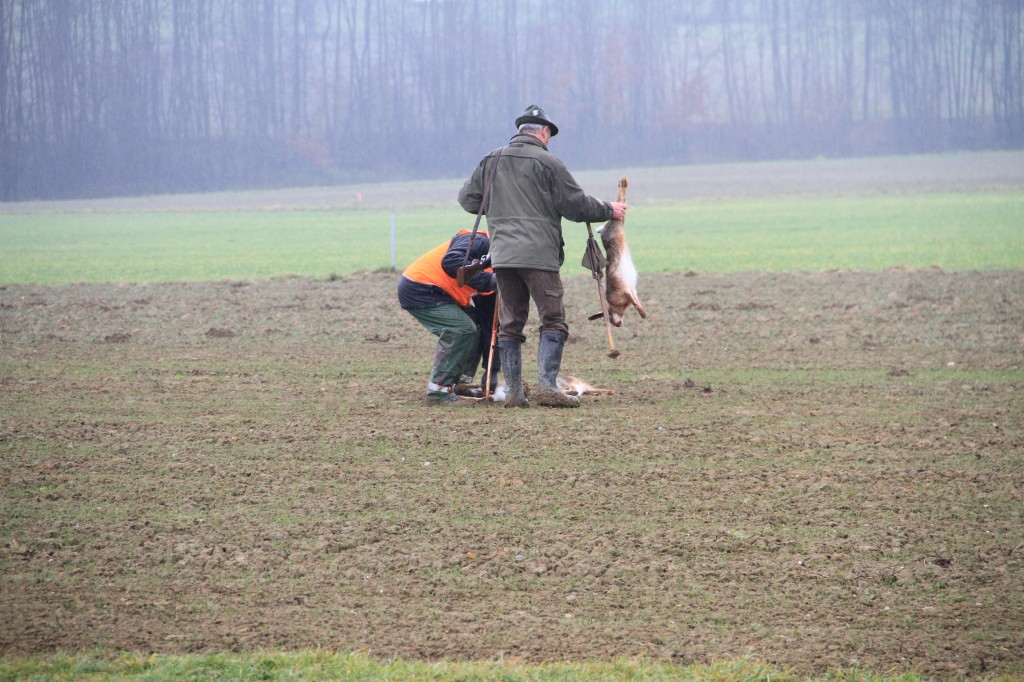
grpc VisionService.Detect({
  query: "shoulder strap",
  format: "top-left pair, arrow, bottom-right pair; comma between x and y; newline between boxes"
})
462,146 -> 504,270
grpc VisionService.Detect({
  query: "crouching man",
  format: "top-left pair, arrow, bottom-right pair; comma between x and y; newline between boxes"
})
397,230 -> 499,404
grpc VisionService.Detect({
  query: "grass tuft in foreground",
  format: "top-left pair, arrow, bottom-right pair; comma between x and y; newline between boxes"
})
0,650 -> 950,682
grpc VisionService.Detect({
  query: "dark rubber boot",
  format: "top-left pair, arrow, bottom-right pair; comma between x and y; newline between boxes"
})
499,340 -> 529,408
534,331 -> 580,408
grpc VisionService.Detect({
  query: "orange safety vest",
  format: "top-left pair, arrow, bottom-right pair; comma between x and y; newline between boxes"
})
402,230 -> 492,307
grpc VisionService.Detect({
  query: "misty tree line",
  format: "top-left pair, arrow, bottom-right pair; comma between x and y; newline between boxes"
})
1,0 -> 1021,201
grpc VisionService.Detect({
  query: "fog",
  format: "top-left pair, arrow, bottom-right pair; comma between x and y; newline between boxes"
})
1,0 -> 1021,202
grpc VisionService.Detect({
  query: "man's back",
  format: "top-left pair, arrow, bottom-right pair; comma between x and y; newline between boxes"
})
459,133 -> 610,271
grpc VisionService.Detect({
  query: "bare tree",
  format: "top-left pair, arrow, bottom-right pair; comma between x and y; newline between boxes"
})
2,0 -> 1021,200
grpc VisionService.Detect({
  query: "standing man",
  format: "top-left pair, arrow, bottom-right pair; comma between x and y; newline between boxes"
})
398,230 -> 498,404
458,105 -> 627,408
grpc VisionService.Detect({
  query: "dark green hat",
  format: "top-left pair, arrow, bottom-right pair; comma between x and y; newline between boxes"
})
515,104 -> 559,136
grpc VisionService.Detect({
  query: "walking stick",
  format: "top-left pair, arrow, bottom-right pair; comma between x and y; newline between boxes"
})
583,222 -> 620,359
484,292 -> 500,403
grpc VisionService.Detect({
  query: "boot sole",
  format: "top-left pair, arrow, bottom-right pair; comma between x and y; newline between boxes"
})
533,388 -> 580,408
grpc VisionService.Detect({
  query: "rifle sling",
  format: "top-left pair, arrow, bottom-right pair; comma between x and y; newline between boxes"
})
461,146 -> 504,272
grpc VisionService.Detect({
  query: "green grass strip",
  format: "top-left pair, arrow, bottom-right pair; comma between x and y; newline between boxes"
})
0,192 -> 1021,285
0,650 -> 942,681
635,192 -> 1024,273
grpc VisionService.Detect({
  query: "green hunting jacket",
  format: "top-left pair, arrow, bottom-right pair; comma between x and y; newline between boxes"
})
458,134 -> 613,272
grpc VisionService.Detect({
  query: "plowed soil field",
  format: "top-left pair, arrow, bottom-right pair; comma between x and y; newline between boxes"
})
1,269 -> 1022,677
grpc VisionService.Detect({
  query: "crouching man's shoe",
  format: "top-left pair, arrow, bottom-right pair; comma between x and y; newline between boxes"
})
427,384 -> 472,405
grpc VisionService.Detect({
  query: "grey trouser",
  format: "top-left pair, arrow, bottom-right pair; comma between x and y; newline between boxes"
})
495,268 -> 567,344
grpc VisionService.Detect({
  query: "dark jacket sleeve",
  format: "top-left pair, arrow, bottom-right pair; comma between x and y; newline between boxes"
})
468,270 -> 496,293
440,233 -> 495,295
458,159 -> 487,214
549,156 -> 613,224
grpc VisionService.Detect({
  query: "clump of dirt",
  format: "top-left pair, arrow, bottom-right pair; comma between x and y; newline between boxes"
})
1,270 -> 1022,678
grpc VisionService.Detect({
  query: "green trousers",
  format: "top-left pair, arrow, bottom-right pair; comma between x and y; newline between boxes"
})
406,303 -> 480,389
